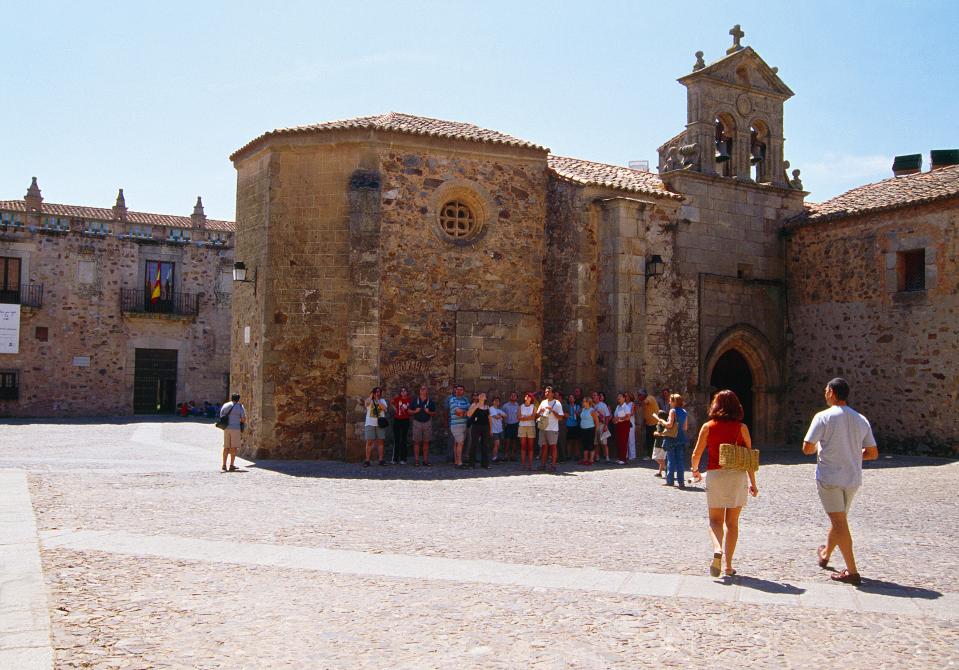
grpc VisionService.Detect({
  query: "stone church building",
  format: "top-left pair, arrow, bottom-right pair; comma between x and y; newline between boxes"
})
228,31 -> 957,460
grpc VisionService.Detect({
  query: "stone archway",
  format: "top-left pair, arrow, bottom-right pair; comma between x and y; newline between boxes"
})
703,324 -> 782,446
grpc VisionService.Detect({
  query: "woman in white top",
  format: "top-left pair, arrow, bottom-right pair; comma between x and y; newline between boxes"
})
363,387 -> 388,467
625,391 -> 637,461
518,392 -> 537,471
612,393 -> 633,465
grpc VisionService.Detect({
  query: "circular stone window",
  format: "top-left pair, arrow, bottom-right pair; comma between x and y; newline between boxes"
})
428,179 -> 493,246
438,200 -> 476,239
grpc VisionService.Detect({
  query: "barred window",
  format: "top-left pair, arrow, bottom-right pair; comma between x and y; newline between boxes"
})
438,200 -> 476,239
898,249 -> 925,292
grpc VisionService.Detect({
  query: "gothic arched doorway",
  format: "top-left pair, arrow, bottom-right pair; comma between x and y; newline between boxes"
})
709,349 -> 754,428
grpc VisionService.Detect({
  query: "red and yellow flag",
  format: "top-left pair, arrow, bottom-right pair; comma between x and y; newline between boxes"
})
150,265 -> 162,304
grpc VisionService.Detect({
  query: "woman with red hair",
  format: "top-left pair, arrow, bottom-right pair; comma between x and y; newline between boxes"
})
689,389 -> 759,577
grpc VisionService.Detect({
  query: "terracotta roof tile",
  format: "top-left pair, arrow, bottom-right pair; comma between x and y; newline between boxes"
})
547,155 -> 683,200
231,111 -> 548,161
798,164 -> 959,223
0,200 -> 234,232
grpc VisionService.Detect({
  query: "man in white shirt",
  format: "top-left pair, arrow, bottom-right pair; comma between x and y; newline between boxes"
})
536,386 -> 564,471
802,378 -> 878,586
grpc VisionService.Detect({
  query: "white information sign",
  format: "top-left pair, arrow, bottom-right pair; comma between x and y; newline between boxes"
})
0,304 -> 20,354
244,325 -> 251,344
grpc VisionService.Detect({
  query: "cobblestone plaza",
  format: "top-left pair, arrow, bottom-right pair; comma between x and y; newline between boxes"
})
1,420 -> 957,668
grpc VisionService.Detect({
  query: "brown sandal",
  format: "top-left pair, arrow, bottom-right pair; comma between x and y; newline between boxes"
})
830,569 -> 861,586
817,545 -> 829,569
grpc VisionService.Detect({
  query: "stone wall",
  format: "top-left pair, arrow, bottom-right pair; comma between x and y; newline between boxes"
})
785,198 -> 959,453
542,178 -> 681,397
654,171 -> 803,442
231,133 -> 548,460
0,225 -> 232,416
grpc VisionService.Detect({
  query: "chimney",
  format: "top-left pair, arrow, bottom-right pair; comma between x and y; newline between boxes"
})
191,196 -> 207,229
892,154 -> 922,177
112,188 -> 128,222
930,149 -> 959,171
24,177 -> 43,213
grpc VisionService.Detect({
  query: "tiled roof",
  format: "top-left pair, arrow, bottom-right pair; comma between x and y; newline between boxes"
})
230,111 -> 548,160
547,155 -> 683,200
0,200 -> 234,232
798,164 -> 959,224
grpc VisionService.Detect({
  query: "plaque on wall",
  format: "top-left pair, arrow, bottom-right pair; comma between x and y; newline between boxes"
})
0,304 -> 19,354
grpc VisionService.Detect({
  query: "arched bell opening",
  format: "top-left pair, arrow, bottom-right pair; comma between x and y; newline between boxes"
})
715,114 -> 736,177
750,120 -> 769,183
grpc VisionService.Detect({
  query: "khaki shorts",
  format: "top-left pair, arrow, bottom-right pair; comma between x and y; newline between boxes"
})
817,481 -> 860,514
541,430 -> 559,446
518,424 -> 536,439
450,423 -> 467,444
364,425 -> 386,441
411,420 -> 432,442
223,428 -> 241,451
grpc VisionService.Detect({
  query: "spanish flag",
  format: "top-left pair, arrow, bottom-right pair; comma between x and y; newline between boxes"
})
150,265 -> 162,304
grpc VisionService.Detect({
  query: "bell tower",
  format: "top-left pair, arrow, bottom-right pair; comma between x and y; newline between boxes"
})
660,26 -> 794,188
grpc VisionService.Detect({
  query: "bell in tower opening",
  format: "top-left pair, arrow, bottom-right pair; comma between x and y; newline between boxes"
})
715,116 -> 734,176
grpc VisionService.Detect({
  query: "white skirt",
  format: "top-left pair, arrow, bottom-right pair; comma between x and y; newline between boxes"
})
705,468 -> 749,509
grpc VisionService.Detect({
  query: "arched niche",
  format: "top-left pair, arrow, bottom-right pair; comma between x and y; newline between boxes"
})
703,324 -> 782,446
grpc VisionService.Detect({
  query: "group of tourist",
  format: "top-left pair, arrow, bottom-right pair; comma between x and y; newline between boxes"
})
360,377 -> 878,583
363,384 -> 684,471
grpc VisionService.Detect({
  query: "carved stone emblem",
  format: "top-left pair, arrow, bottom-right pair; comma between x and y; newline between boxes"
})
736,94 -> 753,116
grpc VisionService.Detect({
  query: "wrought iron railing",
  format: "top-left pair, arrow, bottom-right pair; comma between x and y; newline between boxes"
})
0,284 -> 43,308
120,288 -> 198,316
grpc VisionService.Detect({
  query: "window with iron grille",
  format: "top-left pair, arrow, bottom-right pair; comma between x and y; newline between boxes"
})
0,371 -> 18,400
898,249 -> 925,292
0,256 -> 21,304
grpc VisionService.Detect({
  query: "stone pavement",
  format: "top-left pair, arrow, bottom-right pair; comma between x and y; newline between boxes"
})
1,419 -> 957,668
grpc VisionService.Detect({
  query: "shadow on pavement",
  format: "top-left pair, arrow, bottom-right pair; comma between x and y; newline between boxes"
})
857,578 -> 942,599
724,575 -> 806,595
249,458 -> 652,481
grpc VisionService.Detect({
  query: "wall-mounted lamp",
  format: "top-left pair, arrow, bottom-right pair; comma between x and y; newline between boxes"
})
233,261 -> 256,285
645,254 -> 665,281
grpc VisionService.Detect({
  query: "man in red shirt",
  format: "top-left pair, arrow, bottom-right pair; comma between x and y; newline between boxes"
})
390,387 -> 412,464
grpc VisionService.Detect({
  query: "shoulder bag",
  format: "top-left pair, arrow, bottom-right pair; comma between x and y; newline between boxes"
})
718,429 -> 759,473
215,403 -> 235,430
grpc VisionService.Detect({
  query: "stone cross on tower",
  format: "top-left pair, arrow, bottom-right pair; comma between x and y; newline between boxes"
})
727,24 -> 745,54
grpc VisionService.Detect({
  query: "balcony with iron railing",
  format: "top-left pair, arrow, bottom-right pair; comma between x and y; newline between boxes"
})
0,284 -> 43,308
120,288 -> 199,319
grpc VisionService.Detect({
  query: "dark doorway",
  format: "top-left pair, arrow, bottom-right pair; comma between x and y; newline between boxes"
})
710,349 -> 753,429
133,348 -> 178,413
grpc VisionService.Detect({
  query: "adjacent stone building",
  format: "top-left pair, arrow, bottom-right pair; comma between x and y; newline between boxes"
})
786,161 -> 959,454
0,180 -> 235,416
229,29 -> 956,460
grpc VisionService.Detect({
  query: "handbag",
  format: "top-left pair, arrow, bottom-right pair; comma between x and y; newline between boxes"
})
372,400 -> 388,428
718,442 -> 760,473
215,402 -> 235,430
536,415 -> 550,431
657,421 -> 679,438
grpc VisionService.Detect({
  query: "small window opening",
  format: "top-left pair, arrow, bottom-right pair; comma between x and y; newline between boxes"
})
898,249 -> 925,292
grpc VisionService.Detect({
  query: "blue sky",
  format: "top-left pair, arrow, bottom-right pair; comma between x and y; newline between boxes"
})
3,0 -> 956,220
